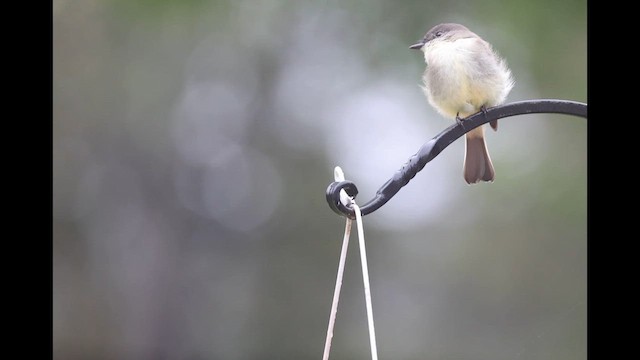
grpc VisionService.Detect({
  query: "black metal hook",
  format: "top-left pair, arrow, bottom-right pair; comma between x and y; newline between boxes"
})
325,99 -> 587,219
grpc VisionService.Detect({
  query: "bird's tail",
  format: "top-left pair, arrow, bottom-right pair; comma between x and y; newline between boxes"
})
463,126 -> 495,184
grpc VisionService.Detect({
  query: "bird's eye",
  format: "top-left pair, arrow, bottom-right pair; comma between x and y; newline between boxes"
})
435,31 -> 444,37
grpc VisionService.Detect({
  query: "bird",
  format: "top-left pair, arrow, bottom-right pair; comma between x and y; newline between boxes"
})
410,23 -> 514,184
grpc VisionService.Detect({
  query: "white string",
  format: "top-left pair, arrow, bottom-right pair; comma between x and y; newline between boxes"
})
353,201 -> 378,360
321,216 -> 352,360
322,166 -> 378,360
334,167 -> 351,206
322,167 -> 352,360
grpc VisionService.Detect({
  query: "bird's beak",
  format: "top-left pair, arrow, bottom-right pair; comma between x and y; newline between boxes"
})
409,41 -> 424,50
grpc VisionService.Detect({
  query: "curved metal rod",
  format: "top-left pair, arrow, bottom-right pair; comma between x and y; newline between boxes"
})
325,99 -> 588,219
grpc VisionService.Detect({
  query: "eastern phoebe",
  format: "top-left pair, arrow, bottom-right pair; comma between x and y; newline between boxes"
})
410,23 -> 514,184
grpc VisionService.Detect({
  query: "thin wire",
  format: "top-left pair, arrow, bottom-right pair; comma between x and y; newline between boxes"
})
353,202 -> 378,360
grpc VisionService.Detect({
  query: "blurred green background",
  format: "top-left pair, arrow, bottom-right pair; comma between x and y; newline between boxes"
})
53,0 -> 586,359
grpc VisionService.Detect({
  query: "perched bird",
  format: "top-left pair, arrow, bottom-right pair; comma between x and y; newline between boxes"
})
410,23 -> 514,184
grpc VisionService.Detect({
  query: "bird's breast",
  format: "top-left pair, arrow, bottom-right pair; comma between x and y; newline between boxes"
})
423,38 -> 493,118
